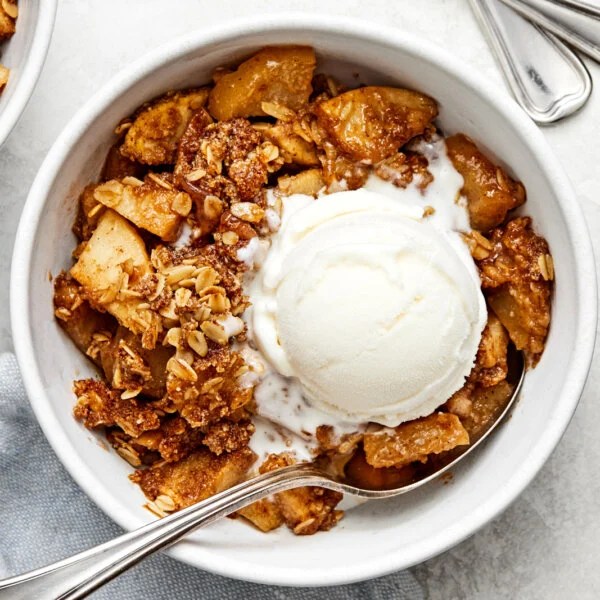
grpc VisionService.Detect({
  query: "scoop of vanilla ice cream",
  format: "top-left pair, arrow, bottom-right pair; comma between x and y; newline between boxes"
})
250,189 -> 487,427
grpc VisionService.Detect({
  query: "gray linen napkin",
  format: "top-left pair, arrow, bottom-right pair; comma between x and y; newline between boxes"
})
0,352 -> 423,599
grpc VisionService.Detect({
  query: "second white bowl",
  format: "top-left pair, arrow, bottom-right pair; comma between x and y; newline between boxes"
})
0,0 -> 56,146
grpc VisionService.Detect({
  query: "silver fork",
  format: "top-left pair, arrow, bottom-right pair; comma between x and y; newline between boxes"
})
501,0 -> 600,62
470,0 -> 592,122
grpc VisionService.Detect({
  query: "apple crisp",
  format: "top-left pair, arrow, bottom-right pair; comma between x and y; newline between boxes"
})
54,46 -> 553,535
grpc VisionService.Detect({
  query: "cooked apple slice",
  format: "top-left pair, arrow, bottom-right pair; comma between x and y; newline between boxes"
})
0,1 -> 16,40
459,380 -> 514,442
121,88 -> 210,165
258,453 -> 343,535
70,209 -> 160,346
53,273 -> 117,358
446,133 -> 525,232
363,413 -> 469,468
476,217 -> 552,363
344,448 -> 417,491
315,86 -> 438,163
237,499 -> 284,532
131,447 -> 256,509
471,313 -> 509,388
208,46 -> 316,120
93,176 -> 190,241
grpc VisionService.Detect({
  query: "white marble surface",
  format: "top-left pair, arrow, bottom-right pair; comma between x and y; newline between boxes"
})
1,0 -> 599,597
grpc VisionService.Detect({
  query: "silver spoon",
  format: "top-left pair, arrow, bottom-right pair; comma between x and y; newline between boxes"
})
501,0 -> 600,62
0,352 -> 524,600
470,0 -> 592,122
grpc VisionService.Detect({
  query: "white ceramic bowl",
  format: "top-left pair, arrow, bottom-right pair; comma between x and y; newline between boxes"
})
11,15 -> 597,587
0,0 -> 56,146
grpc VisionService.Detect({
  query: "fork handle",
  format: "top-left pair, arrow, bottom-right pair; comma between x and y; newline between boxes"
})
470,0 -> 591,122
0,463 -> 328,600
500,0 -> 600,62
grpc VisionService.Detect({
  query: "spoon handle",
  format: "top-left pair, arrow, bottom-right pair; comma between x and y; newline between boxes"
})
470,0 -> 591,122
0,463 -> 327,600
500,0 -> 600,62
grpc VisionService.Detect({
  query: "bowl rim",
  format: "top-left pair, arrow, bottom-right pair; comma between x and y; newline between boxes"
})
10,13 -> 598,587
0,0 -> 57,147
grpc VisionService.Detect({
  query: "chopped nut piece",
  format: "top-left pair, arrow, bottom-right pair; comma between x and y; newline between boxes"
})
221,231 -> 239,246
121,176 -> 143,187
166,357 -> 198,383
165,327 -> 182,347
171,192 -> 192,217
194,266 -> 219,295
186,167 -> 206,182
462,230 -> 493,260
260,101 -> 297,121
187,330 -> 208,357
154,494 -> 176,513
200,321 -> 228,345
121,387 -> 142,400
165,264 -> 196,285
538,253 -> 554,281
147,172 -> 173,190
174,287 -> 192,307
2,0 -> 18,19
230,202 -> 265,223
